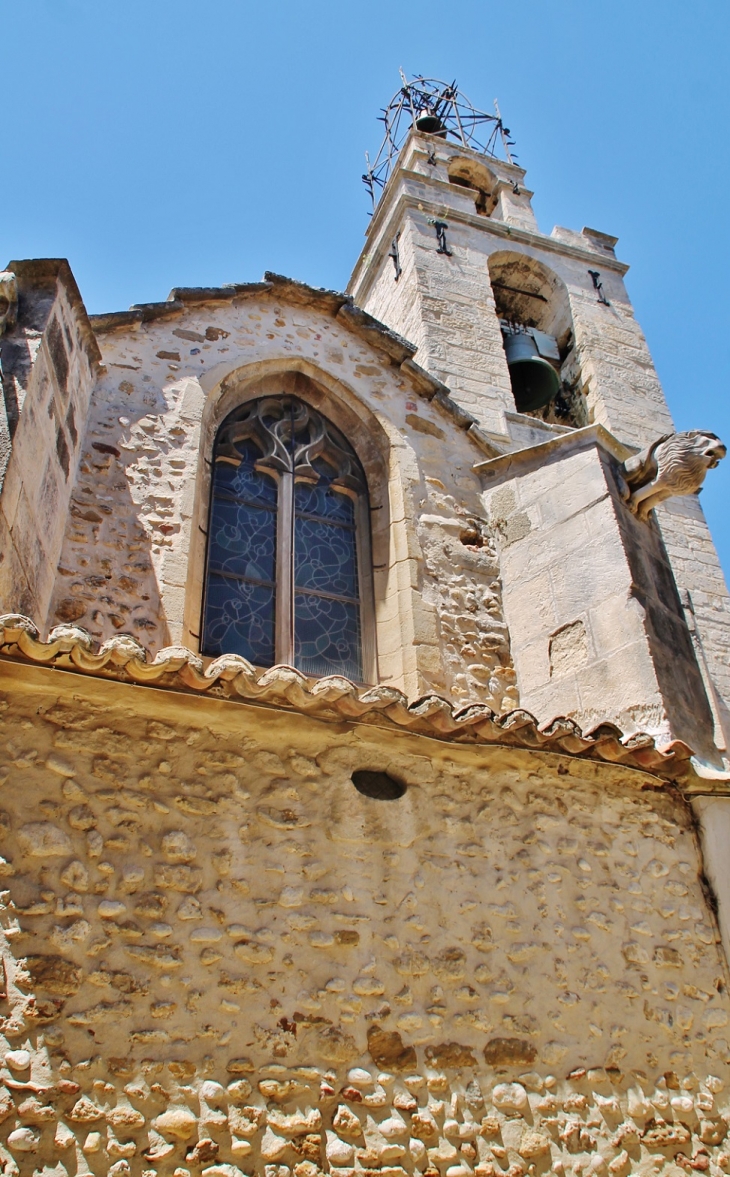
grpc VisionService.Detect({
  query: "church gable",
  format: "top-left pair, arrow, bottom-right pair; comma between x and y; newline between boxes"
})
34,272 -> 515,709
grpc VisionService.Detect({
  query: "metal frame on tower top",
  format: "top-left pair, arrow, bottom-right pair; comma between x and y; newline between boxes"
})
363,73 -> 517,211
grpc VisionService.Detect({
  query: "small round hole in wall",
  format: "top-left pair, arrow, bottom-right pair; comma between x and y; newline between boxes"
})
351,769 -> 406,801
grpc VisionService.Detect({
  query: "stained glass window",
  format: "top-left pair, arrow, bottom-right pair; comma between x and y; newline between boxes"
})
294,459 -> 361,680
201,396 -> 371,682
203,438 -> 278,666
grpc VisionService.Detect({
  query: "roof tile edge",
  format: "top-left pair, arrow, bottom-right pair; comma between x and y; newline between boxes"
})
0,613 -> 693,782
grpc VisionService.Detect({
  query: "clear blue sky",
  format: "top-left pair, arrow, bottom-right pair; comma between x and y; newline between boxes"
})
3,0 -> 729,578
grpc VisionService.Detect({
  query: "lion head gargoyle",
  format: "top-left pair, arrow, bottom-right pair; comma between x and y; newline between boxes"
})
617,430 -> 726,521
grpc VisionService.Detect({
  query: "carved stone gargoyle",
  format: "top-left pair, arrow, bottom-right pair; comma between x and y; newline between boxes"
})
617,430 -> 726,521
0,272 -> 17,337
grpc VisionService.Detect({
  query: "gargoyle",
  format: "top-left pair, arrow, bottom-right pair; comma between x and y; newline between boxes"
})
0,272 -> 17,337
617,430 -> 726,521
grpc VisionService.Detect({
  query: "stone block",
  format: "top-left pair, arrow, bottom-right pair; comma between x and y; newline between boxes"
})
500,566 -> 557,644
587,591 -> 648,657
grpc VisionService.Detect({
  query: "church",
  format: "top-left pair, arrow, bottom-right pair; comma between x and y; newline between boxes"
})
0,77 -> 729,1177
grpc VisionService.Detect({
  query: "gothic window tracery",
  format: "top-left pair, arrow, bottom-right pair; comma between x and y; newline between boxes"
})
202,395 -> 373,682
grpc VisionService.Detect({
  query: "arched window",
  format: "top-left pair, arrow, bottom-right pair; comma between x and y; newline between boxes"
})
201,395 -> 374,682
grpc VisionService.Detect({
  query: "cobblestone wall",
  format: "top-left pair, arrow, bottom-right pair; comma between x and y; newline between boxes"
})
0,667 -> 728,1175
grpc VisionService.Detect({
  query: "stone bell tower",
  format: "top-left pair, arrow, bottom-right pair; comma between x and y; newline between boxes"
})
348,77 -> 730,764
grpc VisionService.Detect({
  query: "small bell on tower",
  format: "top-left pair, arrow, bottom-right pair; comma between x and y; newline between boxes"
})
502,327 -> 561,413
414,106 -> 447,136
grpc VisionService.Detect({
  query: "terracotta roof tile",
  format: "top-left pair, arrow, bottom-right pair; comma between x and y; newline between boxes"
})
0,615 -> 693,781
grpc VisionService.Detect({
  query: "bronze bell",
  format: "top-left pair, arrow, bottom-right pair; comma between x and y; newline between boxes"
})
414,109 -> 446,136
502,330 -> 561,413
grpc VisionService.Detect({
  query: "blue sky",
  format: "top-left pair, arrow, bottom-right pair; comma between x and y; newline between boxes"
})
3,0 -> 729,578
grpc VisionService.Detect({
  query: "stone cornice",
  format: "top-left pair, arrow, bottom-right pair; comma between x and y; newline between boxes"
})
0,614 -> 696,782
348,185 -> 630,304
474,423 -> 636,478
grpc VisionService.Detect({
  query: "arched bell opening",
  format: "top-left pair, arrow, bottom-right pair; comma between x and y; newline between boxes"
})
447,156 -> 498,217
488,251 -> 588,426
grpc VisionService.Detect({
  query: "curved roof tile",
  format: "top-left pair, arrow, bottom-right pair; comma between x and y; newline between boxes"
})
0,614 -> 693,781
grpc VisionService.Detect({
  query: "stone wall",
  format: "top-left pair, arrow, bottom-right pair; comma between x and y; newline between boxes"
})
480,429 -> 718,758
359,225 -> 427,374
357,212 -> 514,440
0,663 -> 728,1176
655,496 -> 730,752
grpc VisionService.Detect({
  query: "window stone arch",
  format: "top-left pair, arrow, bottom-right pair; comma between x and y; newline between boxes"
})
183,363 -> 429,696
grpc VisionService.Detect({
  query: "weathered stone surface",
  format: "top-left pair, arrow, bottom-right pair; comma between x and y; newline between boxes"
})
518,1130 -> 552,1159
642,1120 -> 691,1147
327,1131 -> 355,1164
227,1058 -> 255,1076
7,1126 -> 40,1152
491,1083 -> 529,1114
333,1105 -> 363,1137
68,1097 -> 105,1122
424,1043 -> 477,1069
268,1109 -> 322,1136
0,652 -> 723,1177
107,1104 -> 146,1131
483,1037 -> 537,1066
228,1106 -> 265,1137
367,1026 -> 417,1072
153,863 -> 203,892
153,1106 -> 199,1140
16,822 -> 72,857
162,829 -> 197,862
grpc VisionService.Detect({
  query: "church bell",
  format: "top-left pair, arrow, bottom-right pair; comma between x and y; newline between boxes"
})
414,109 -> 446,136
502,329 -> 561,413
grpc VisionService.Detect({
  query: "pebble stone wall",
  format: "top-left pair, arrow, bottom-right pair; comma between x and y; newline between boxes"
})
0,665 -> 728,1177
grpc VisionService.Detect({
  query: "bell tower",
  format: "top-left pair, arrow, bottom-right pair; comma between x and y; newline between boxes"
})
348,76 -> 730,761
348,77 -> 679,455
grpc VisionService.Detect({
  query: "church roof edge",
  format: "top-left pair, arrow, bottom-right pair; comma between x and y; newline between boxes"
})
88,273 -> 414,362
0,614 -> 696,784
86,271 -> 500,454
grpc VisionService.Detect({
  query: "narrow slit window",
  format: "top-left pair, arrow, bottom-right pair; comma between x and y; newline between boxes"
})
202,395 -> 373,682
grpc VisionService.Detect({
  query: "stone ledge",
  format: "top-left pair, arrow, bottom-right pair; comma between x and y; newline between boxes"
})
348,185 -> 630,303
0,614 -> 694,780
474,423 -> 635,480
